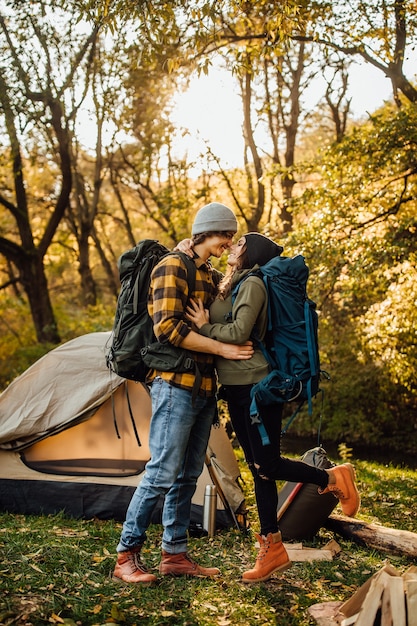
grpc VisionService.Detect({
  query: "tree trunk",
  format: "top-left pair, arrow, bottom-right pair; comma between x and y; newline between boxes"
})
325,514 -> 417,558
91,229 -> 119,299
20,253 -> 60,344
78,222 -> 97,307
241,69 -> 266,232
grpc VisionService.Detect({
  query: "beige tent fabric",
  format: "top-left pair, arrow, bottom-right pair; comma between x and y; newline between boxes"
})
22,378 -> 152,474
0,332 -> 245,519
0,332 -> 121,450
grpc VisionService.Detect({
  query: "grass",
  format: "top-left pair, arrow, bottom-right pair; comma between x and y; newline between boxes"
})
0,455 -> 415,626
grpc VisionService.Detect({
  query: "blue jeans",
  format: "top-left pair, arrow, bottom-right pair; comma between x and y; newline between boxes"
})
117,377 -> 216,554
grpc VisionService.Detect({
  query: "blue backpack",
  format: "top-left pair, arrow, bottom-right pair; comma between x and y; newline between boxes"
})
232,254 -> 327,445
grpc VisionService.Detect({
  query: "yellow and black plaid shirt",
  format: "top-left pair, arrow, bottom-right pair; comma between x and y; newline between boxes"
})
147,253 -> 222,396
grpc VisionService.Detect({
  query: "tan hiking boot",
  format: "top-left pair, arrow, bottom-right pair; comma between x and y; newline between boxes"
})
319,463 -> 360,517
159,551 -> 220,577
242,531 -> 292,584
112,547 -> 157,584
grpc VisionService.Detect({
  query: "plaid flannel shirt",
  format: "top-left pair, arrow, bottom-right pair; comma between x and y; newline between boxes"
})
147,253 -> 221,396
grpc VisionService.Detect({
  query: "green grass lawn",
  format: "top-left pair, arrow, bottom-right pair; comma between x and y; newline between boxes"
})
0,457 -> 415,626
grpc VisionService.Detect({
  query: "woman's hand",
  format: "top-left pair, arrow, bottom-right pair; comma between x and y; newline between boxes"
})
174,238 -> 194,258
186,298 -> 210,329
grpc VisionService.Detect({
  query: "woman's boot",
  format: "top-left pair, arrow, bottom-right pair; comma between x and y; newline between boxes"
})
242,531 -> 292,583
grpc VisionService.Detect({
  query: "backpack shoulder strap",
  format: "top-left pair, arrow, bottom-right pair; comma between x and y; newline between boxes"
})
231,269 -> 262,304
230,269 -> 269,358
165,251 -> 197,303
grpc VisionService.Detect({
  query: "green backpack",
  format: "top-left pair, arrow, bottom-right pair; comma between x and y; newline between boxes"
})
106,239 -> 197,381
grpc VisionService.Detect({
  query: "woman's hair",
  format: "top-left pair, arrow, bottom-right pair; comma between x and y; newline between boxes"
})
216,233 -> 283,299
217,242 -> 250,300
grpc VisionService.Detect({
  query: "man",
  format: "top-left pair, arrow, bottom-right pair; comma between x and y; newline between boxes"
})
113,202 -> 253,584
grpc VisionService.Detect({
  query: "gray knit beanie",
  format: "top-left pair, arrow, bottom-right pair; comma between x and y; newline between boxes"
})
191,202 -> 237,235
244,232 -> 284,268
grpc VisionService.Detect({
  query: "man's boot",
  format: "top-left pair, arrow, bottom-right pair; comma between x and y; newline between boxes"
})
242,531 -> 292,583
112,546 -> 157,584
319,463 -> 360,517
159,551 -> 220,577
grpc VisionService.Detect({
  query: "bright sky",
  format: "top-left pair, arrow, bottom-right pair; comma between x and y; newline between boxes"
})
77,55 -> 415,169
170,59 -> 413,169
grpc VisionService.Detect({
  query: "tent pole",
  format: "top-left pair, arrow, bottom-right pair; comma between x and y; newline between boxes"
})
204,453 -> 242,531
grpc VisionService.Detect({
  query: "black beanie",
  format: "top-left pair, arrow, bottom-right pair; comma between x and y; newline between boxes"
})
244,232 -> 284,268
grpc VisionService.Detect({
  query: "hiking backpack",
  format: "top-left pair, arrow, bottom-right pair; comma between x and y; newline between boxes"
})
232,254 -> 326,443
106,239 -> 197,382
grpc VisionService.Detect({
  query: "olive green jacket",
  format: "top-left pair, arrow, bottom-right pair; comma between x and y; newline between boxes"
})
199,266 -> 270,385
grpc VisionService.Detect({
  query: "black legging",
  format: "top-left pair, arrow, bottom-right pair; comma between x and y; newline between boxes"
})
221,384 -> 329,536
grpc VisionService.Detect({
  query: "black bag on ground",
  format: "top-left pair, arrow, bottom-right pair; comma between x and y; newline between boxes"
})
277,447 -> 338,540
106,239 -> 197,381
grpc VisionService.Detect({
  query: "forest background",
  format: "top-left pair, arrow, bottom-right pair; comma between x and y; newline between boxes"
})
0,0 -> 416,457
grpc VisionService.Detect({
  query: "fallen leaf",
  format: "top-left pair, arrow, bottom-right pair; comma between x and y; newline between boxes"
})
202,603 -> 218,612
29,563 -> 44,573
110,604 -> 126,621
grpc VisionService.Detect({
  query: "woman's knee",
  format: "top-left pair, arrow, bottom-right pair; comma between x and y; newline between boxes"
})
248,459 -> 277,482
255,459 -> 278,481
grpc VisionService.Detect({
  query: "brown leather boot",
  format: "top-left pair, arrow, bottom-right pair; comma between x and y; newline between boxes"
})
112,546 -> 157,584
159,551 -> 220,577
242,531 -> 292,584
319,463 -> 360,517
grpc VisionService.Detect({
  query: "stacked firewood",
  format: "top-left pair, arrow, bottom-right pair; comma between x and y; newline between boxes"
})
338,564 -> 417,626
308,564 -> 417,626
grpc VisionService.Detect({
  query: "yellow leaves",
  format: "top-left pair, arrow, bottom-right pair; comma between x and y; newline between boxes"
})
52,528 -> 89,537
92,554 -> 109,563
110,603 -> 126,621
48,616 -> 77,625
85,577 -> 101,588
201,602 -> 218,613
92,546 -> 113,564
28,563 -> 44,573
165,57 -> 182,74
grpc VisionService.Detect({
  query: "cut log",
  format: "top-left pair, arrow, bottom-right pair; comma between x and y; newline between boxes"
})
355,571 -> 393,626
284,540 -> 341,562
307,601 -> 344,626
404,566 -> 417,581
339,565 -> 400,618
405,579 -> 417,626
311,566 -> 414,626
325,514 -> 417,558
380,585 -> 392,626
388,576 -> 406,626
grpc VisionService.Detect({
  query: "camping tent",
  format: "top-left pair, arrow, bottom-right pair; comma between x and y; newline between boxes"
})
0,332 -> 246,530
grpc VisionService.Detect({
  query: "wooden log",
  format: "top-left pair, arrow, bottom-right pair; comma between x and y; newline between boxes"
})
406,579 -> 417,626
355,571 -> 392,626
307,601 -> 344,626
388,576 -> 406,626
285,539 -> 342,562
380,584 -> 392,626
325,514 -> 417,558
339,565 -> 400,618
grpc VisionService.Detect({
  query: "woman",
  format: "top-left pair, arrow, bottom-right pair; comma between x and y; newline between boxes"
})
186,232 -> 360,583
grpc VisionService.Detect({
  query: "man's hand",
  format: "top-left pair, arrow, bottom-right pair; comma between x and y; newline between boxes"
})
217,340 -> 254,360
181,331 -> 253,359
